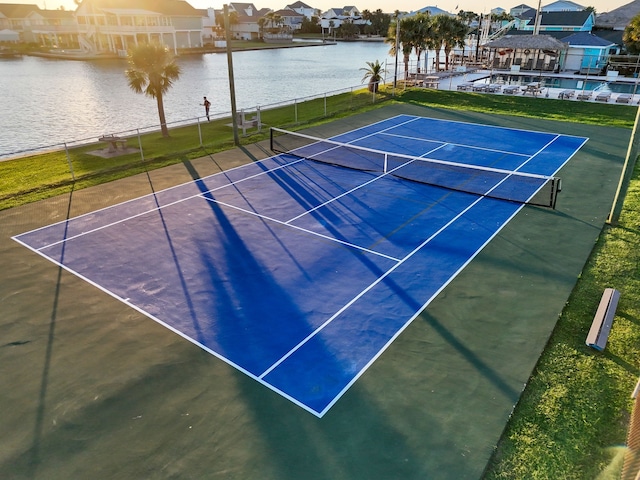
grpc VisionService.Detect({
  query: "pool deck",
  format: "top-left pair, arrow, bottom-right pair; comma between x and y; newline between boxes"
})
416,68 -> 640,104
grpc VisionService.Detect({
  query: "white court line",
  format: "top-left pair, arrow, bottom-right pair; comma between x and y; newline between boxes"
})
13,153 -> 299,238
258,190 -> 486,381
285,142 -> 450,224
199,196 -> 402,262
257,131 -> 570,385
379,131 -> 532,157
25,158 -> 306,251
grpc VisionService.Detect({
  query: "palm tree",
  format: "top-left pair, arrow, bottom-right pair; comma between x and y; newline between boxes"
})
407,13 -> 433,73
431,14 -> 456,71
216,9 -> 238,34
442,17 -> 469,70
624,14 -> 640,54
386,16 -> 414,80
360,60 -> 385,92
125,42 -> 181,138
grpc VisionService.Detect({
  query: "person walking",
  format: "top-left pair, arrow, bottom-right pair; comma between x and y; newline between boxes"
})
202,96 -> 211,121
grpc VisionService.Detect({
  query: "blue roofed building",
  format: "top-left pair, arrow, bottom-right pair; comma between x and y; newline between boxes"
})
560,31 -> 619,73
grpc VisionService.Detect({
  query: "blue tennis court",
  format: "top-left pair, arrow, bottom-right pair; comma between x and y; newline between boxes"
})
13,114 -> 587,417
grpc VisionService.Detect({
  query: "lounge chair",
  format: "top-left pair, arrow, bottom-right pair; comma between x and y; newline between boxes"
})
558,90 -> 574,99
457,82 -> 474,91
486,84 -> 502,93
595,92 -> 611,102
473,84 -> 488,92
523,83 -> 542,96
616,94 -> 633,104
503,85 -> 520,94
577,91 -> 592,101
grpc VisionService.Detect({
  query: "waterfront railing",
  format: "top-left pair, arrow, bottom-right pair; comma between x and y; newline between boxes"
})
0,83 -> 395,209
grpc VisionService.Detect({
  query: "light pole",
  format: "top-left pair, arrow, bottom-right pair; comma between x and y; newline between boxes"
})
393,13 -> 400,94
224,4 -> 239,146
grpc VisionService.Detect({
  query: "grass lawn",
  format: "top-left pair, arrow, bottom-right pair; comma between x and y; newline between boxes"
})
2,87 -> 639,478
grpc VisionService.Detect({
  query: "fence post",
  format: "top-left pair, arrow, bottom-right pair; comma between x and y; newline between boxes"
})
197,118 -> 203,147
324,93 -> 327,117
137,129 -> 145,163
64,142 -> 75,181
294,99 -> 298,124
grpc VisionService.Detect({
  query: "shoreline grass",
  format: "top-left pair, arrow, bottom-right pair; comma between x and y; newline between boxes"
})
2,88 -> 639,478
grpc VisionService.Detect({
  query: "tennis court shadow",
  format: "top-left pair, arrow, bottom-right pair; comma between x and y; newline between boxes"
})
180,148 -> 479,476
226,351 -> 469,479
0,347 -> 205,478
24,186 -> 76,476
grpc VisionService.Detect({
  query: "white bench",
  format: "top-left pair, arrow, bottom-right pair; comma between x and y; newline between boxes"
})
585,288 -> 620,351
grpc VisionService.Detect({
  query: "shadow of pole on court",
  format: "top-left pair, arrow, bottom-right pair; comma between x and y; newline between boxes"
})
29,185 -> 75,475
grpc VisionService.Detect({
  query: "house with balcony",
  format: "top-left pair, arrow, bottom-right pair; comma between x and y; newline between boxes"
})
561,31 -> 619,73
24,9 -> 78,48
75,0 -> 204,56
272,8 -> 305,31
319,6 -> 366,35
285,1 -> 318,20
540,0 -> 585,12
518,9 -> 595,32
226,2 -> 270,40
0,3 -> 40,41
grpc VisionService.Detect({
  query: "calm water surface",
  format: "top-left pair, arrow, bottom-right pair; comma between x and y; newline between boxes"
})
0,42 -> 394,155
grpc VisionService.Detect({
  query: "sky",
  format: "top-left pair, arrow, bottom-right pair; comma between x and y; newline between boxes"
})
20,0 -> 634,16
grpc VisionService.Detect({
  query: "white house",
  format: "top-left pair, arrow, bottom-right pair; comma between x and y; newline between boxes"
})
541,0 -> 586,12
319,6 -> 366,33
284,1 -> 318,20
75,0 -> 204,55
271,8 -> 305,30
227,2 -> 271,40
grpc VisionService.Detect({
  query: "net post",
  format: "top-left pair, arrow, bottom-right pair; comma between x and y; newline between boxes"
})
384,153 -> 388,173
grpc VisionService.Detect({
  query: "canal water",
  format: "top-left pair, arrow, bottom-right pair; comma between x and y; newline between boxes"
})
0,41 -> 394,156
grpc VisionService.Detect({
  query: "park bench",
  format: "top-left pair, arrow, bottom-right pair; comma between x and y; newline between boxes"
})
99,135 -> 127,153
585,288 -> 620,351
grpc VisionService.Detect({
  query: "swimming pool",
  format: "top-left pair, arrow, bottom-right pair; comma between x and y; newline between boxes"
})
490,74 -> 640,94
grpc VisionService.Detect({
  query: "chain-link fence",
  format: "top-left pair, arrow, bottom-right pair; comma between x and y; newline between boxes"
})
0,83 -> 395,208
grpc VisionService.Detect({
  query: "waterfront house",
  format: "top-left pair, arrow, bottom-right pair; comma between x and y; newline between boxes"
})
539,0 -> 586,12
75,0 -> 204,55
284,1 -> 319,20
319,6 -> 366,34
410,6 -> 453,16
509,4 -> 534,17
0,3 -> 40,39
271,8 -> 305,31
517,9 -> 595,33
24,9 -> 78,48
560,31 -> 619,73
226,2 -> 271,40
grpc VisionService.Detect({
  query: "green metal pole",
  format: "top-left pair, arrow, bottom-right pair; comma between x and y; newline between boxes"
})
607,102 -> 640,224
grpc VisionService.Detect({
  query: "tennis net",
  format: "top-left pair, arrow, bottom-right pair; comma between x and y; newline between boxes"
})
270,127 -> 562,209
